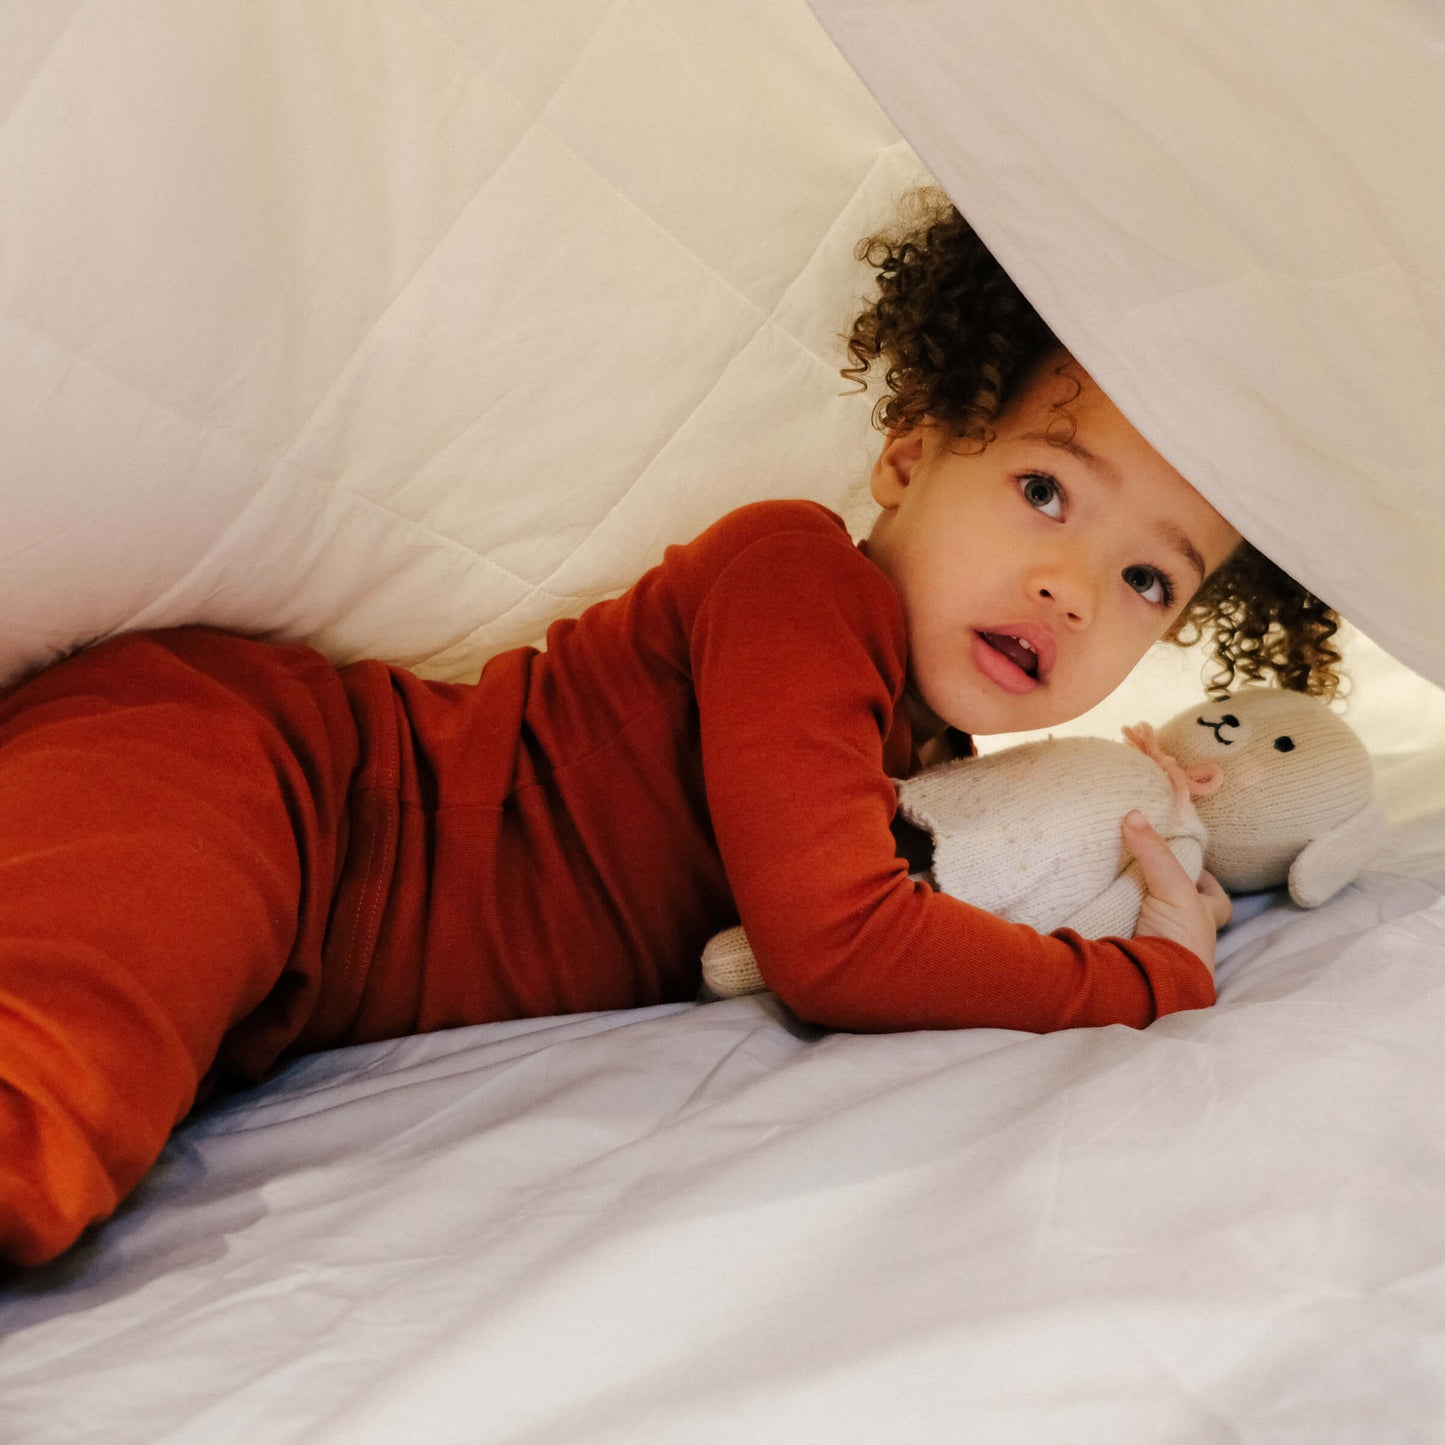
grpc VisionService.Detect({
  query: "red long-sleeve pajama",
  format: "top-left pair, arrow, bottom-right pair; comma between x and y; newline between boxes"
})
0,501 -> 1212,1265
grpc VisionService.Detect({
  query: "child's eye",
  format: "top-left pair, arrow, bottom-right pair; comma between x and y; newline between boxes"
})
1018,473 -> 1064,519
1123,564 -> 1175,607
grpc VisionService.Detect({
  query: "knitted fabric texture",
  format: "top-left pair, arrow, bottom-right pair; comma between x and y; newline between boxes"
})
1158,689 -> 1385,901
895,735 -> 1203,934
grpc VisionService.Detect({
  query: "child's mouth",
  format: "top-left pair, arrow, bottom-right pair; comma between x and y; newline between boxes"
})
983,632 -> 1039,677
973,630 -> 1049,694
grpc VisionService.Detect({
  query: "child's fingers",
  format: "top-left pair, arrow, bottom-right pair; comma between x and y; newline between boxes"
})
1121,810 -> 1195,904
1197,869 -> 1232,929
1122,809 -> 1224,973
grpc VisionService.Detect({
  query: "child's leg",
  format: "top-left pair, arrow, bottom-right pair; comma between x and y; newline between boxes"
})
0,629 -> 359,1266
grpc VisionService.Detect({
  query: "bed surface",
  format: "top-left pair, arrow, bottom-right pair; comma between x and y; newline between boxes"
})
3,753 -> 1443,1444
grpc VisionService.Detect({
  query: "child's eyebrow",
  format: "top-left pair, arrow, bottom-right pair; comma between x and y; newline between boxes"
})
1022,430 -> 1207,581
1160,524 -> 1208,584
1021,430 -> 1119,485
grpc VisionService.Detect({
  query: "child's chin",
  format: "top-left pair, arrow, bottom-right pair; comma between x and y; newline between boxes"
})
952,694 -> 1075,739
922,668 -> 1081,738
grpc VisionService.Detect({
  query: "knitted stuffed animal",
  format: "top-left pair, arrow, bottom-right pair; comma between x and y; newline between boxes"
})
700,688 -> 1388,999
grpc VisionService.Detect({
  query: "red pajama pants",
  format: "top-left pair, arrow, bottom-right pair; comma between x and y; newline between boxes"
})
0,628 -> 490,1267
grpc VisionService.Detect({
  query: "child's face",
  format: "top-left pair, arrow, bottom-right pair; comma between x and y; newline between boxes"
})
865,356 -> 1241,738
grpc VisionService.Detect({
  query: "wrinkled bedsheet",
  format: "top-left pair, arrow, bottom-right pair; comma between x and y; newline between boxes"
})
2,753 -> 1442,1445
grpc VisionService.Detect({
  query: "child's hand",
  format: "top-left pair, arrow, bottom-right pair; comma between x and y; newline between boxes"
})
1122,809 -> 1231,974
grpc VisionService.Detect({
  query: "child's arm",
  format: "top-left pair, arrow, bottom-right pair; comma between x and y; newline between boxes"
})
691,522 -> 1215,1033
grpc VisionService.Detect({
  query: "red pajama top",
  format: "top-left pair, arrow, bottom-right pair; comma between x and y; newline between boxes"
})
352,499 -> 1213,1035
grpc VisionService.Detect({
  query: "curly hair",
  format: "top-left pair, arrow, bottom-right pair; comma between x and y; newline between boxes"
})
844,189 -> 1344,699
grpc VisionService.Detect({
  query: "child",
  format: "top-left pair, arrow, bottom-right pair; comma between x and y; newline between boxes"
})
0,191 -> 1341,1268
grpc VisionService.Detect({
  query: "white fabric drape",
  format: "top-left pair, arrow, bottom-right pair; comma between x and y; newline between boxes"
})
809,0 -> 1445,688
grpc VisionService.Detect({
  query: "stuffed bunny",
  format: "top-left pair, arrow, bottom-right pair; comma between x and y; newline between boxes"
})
700,688 -> 1388,1000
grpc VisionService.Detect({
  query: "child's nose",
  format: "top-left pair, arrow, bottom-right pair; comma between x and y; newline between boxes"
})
1029,558 -> 1096,626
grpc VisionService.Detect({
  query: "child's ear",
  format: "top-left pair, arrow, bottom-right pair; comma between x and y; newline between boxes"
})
870,428 -> 927,508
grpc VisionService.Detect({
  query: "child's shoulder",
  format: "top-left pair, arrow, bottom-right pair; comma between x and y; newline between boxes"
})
663,498 -> 898,641
664,499 -> 873,600
697,498 -> 851,550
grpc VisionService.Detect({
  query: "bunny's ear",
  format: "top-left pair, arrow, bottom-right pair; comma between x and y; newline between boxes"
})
1288,799 -> 1390,908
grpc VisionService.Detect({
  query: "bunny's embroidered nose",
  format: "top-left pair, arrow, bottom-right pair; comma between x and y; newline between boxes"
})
1198,712 -> 1240,745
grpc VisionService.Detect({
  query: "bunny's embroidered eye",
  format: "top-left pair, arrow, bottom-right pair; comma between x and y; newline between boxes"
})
1274,736 -> 1295,753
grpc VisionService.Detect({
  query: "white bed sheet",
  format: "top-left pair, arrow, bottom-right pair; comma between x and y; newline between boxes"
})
2,751 -> 1443,1445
